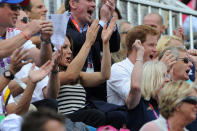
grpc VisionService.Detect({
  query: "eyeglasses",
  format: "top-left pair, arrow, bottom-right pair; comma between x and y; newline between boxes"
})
181,96 -> 197,105
7,4 -> 21,11
178,57 -> 192,64
21,17 -> 30,24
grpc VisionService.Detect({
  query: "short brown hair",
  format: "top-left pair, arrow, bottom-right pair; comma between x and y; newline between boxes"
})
126,25 -> 158,54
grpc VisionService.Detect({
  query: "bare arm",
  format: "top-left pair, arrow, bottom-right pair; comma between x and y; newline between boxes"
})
43,52 -> 60,98
80,17 -> 117,87
25,20 -> 53,67
0,20 -> 44,59
59,20 -> 100,85
126,40 -> 144,110
7,61 -> 53,115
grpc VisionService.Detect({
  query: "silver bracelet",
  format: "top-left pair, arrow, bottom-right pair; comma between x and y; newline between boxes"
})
40,37 -> 51,44
136,58 -> 143,62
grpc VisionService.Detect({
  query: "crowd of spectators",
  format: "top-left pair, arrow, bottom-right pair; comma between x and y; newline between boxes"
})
1,0 -> 197,131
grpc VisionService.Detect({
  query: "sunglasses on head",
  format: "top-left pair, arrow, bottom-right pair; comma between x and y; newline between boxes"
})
178,57 -> 191,64
8,4 -> 21,11
21,17 -> 30,23
181,96 -> 197,105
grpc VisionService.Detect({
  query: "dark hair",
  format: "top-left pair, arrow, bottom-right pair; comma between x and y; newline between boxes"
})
0,3 -> 5,7
114,7 -> 122,19
21,108 -> 65,131
65,0 -> 79,11
21,1 -> 32,11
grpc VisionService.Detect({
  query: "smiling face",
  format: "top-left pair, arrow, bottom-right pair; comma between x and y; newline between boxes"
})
59,37 -> 72,67
143,34 -> 158,62
0,4 -> 20,28
28,0 -> 47,20
71,0 -> 96,26
178,89 -> 197,122
171,51 -> 193,81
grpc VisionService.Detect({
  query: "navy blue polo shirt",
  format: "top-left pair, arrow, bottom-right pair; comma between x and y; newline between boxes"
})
127,97 -> 159,131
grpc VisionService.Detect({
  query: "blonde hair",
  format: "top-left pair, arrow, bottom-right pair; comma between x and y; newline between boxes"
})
141,61 -> 167,101
159,81 -> 197,119
157,35 -> 182,55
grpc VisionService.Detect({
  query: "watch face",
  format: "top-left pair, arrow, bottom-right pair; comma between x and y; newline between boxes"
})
5,71 -> 11,77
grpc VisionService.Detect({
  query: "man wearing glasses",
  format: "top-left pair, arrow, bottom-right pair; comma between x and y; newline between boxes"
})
0,0 -> 53,74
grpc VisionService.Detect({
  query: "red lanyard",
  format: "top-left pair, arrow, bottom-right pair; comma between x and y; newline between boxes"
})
149,103 -> 159,119
70,15 -> 80,33
166,120 -> 171,131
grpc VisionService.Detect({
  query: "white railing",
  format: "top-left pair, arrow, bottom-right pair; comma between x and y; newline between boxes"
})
116,0 -> 197,49
43,0 -> 197,49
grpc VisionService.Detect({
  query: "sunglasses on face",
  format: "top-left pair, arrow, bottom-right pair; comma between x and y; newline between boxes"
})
181,96 -> 197,105
178,57 -> 192,64
7,4 -> 21,11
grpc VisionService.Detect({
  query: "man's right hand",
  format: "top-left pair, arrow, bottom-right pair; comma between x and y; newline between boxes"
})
132,39 -> 144,58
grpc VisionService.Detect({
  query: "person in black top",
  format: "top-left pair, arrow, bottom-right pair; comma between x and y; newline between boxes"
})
65,0 -> 120,101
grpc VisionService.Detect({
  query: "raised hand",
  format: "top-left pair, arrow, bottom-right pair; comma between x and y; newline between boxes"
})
85,19 -> 100,46
132,40 -> 144,57
173,26 -> 184,42
40,20 -> 54,42
51,48 -> 62,71
9,47 -> 32,74
100,0 -> 115,23
28,61 -> 54,84
187,49 -> 197,64
101,17 -> 117,44
160,50 -> 176,72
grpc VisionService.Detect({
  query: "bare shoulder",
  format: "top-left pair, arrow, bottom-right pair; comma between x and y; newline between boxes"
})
140,121 -> 160,131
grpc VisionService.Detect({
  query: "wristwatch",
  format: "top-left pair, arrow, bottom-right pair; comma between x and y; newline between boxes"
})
4,70 -> 14,80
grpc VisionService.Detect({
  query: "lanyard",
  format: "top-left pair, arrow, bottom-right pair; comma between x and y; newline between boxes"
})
1,91 -> 6,114
149,103 -> 159,119
166,120 -> 171,131
70,15 -> 81,33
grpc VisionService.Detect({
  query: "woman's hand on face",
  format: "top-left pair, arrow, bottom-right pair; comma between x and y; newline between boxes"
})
9,47 -> 32,74
160,50 -> 176,72
101,17 -> 117,44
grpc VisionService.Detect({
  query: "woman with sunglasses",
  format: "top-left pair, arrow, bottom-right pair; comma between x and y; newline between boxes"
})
140,80 -> 197,131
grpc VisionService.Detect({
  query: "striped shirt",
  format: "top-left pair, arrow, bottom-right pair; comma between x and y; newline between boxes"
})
57,84 -> 86,115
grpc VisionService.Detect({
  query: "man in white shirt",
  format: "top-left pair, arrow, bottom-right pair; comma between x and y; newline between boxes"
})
107,25 -> 158,106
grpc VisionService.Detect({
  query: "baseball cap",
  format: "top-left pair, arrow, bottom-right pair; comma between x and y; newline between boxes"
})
0,0 -> 24,4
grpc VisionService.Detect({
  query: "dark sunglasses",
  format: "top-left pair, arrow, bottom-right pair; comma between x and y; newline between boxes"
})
181,96 -> 197,105
21,17 -> 30,24
178,57 -> 191,64
8,4 -> 21,11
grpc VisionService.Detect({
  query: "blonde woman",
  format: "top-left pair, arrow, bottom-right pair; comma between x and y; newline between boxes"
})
157,35 -> 183,56
140,80 -> 197,131
126,61 -> 170,130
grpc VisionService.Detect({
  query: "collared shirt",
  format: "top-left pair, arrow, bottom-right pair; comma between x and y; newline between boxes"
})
107,58 -> 134,105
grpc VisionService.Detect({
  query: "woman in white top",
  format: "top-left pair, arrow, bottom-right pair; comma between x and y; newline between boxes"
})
140,80 -> 197,131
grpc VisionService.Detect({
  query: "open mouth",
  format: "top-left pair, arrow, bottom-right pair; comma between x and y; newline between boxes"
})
66,57 -> 71,63
150,55 -> 153,60
87,10 -> 93,17
186,69 -> 190,74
